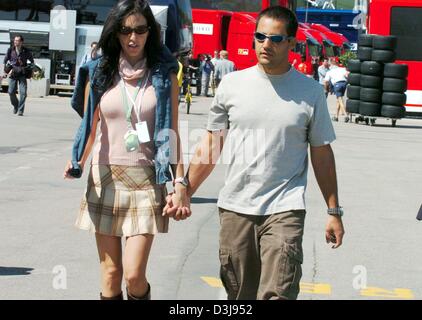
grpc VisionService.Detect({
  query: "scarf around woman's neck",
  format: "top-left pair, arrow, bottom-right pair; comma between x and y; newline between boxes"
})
118,53 -> 147,81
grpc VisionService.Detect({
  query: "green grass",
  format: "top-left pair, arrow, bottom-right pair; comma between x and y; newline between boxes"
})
296,0 -> 356,10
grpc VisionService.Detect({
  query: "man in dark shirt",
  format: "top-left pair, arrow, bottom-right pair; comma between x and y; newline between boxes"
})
3,35 -> 34,116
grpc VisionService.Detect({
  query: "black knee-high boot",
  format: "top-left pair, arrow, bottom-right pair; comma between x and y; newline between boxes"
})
127,283 -> 151,300
100,292 -> 123,300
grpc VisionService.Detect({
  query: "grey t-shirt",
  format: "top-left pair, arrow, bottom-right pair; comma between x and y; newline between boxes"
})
215,58 -> 235,80
207,65 -> 336,216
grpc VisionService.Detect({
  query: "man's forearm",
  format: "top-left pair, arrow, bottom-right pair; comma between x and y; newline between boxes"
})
186,131 -> 225,197
310,145 -> 339,208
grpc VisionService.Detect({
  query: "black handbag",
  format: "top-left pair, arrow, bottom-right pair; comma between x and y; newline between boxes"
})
23,64 -> 34,79
417,204 -> 422,221
4,62 -> 12,74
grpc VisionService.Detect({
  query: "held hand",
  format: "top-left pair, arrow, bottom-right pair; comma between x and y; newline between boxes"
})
325,215 -> 345,249
162,186 -> 191,221
163,192 -> 176,217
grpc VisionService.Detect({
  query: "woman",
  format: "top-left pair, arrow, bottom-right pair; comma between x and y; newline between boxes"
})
64,0 -> 190,300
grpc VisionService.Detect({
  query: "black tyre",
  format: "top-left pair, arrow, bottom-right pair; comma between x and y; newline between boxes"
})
346,85 -> 361,100
360,88 -> 382,103
346,99 -> 360,114
384,63 -> 409,79
360,75 -> 383,89
360,61 -> 383,76
348,73 -> 361,86
359,101 -> 382,116
382,92 -> 407,106
347,59 -> 361,73
372,49 -> 396,63
372,35 -> 398,50
358,34 -> 374,47
383,78 -> 408,93
381,105 -> 406,118
358,47 -> 372,61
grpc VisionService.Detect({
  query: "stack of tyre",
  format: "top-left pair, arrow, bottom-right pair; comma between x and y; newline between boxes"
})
346,34 -> 408,120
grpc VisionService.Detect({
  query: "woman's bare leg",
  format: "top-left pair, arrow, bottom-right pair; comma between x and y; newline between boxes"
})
123,234 -> 154,298
95,233 -> 123,298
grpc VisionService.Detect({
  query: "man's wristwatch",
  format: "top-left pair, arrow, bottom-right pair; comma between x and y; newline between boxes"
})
327,206 -> 344,217
174,176 -> 189,187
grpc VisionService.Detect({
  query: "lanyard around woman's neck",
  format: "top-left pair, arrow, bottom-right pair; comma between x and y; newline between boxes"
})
119,71 -> 150,129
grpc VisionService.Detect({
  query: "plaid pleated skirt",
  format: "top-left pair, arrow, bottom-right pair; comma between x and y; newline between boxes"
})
75,165 -> 169,237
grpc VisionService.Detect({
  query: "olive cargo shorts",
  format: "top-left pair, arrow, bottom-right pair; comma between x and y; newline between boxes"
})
218,208 -> 305,300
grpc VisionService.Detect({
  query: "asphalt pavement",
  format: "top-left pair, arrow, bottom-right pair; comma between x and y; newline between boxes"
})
1,88 -> 422,300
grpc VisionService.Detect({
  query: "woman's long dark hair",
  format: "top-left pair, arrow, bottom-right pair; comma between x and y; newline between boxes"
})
97,0 -> 161,88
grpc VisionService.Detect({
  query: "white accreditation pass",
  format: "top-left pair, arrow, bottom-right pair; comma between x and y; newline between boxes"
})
136,121 -> 150,144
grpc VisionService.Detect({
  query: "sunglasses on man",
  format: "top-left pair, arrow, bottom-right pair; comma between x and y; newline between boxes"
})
119,25 -> 150,35
254,32 -> 293,43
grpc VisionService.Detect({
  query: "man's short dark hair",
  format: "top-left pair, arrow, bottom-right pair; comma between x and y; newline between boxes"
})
91,41 -> 98,47
256,6 -> 298,38
14,35 -> 24,42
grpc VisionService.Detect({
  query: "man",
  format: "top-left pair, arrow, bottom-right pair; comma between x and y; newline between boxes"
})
80,41 -> 100,66
165,6 -> 345,300
211,50 -> 220,68
324,58 -> 348,121
214,50 -> 235,88
3,35 -> 34,116
187,53 -> 202,96
200,55 -> 214,97
210,50 -> 220,96
318,58 -> 330,97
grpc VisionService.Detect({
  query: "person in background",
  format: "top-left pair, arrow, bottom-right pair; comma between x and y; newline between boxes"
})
201,55 -> 214,97
3,35 -> 34,116
312,56 -> 320,81
80,41 -> 101,66
187,52 -> 201,96
214,50 -> 235,88
210,50 -> 220,96
318,58 -> 330,97
324,58 -> 348,121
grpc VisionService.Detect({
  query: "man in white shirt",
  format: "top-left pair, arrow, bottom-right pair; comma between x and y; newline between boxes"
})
210,50 -> 220,96
324,58 -> 348,121
318,58 -> 330,96
164,6 -> 344,300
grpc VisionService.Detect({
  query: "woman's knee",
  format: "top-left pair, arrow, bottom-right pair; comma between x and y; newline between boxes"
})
124,269 -> 147,288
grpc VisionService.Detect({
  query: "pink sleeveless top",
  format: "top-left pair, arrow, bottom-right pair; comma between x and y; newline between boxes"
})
91,56 -> 157,167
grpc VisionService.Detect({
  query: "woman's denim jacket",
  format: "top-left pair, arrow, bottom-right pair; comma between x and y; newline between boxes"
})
70,46 -> 178,184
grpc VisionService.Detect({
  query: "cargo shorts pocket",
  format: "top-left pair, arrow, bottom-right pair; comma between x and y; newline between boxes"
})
219,250 -> 239,300
276,242 -> 303,300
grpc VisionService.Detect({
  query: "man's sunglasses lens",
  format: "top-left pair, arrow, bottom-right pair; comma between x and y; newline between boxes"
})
120,26 -> 150,35
254,32 -> 285,43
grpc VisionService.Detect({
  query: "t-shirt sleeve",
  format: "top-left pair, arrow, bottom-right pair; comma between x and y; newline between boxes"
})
308,87 -> 336,147
207,78 -> 229,131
